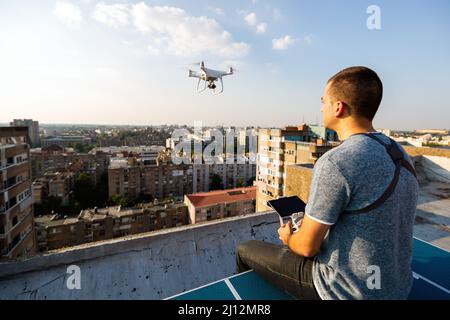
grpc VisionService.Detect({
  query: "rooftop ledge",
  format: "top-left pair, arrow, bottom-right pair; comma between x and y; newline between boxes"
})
0,209 -> 449,300
0,211 -> 280,299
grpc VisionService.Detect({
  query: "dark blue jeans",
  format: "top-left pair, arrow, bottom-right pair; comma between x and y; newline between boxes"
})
236,240 -> 321,300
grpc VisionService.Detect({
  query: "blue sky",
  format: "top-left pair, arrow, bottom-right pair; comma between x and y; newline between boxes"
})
0,0 -> 449,130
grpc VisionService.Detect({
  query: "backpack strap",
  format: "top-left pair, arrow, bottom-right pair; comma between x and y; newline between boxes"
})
344,133 -> 417,215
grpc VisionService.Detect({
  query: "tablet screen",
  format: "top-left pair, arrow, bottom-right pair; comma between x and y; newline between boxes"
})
267,196 -> 306,218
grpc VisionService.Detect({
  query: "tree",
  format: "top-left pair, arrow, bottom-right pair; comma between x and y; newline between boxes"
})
34,196 -> 62,216
107,194 -> 131,207
210,174 -> 224,191
68,142 -> 94,153
73,173 -> 95,209
95,172 -> 109,207
247,176 -> 255,187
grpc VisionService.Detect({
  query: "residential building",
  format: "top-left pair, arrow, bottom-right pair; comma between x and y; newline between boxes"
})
10,119 -> 40,148
32,171 -> 75,206
0,127 -> 36,260
41,136 -> 92,148
30,147 -> 110,180
108,153 -> 194,202
35,201 -> 188,252
108,153 -> 256,202
256,124 -> 338,212
192,159 -> 256,193
184,186 -> 256,224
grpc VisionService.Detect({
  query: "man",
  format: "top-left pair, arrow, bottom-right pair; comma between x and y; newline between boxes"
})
236,66 -> 419,300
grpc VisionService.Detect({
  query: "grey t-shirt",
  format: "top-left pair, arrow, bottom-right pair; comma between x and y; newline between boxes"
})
305,132 -> 419,300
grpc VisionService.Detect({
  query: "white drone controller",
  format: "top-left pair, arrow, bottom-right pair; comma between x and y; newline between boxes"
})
278,211 -> 304,233
269,196 -> 307,234
290,212 -> 304,233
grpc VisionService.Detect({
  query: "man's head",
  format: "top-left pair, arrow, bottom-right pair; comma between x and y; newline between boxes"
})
321,66 -> 383,131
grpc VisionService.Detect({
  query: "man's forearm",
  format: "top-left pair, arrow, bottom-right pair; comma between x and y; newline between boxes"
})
287,230 -> 320,258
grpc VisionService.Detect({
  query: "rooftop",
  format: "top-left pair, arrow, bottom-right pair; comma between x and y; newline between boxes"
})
1,211 -> 449,300
186,186 -> 256,208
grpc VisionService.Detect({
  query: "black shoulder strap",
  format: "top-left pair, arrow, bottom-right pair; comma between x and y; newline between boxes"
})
344,133 -> 417,215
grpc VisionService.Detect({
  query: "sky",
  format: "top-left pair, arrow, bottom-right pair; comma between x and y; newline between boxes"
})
0,0 -> 449,130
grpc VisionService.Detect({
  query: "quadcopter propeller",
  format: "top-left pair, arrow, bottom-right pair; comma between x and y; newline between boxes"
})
190,61 -> 205,67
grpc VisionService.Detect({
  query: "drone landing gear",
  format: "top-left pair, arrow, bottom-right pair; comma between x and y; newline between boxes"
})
196,78 -> 207,93
213,78 -> 224,95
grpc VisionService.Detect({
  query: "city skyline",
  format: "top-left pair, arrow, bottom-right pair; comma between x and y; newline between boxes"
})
1,0 -> 449,130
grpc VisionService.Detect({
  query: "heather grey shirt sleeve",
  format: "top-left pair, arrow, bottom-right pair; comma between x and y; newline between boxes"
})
305,156 -> 351,225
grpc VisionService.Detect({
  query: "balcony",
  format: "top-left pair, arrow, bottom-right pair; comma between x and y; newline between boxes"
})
1,161 -> 29,182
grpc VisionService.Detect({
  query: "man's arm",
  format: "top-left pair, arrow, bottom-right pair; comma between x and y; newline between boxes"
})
278,214 -> 330,257
278,156 -> 350,257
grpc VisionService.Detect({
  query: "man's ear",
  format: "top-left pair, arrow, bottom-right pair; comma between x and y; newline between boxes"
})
334,101 -> 346,118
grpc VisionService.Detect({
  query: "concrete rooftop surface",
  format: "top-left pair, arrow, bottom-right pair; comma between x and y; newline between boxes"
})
0,211 -> 280,299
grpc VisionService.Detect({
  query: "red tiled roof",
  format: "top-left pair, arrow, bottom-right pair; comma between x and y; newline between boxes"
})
186,186 -> 256,208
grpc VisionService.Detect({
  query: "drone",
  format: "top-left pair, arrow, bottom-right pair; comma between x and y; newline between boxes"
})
188,61 -> 234,95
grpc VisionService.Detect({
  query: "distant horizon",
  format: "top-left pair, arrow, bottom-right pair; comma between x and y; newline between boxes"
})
1,121 -> 448,132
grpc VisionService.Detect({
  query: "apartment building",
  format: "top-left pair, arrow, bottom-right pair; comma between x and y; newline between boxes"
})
10,119 -> 40,148
32,171 -> 75,206
108,154 -> 194,202
192,160 -> 256,193
256,124 -> 338,212
0,127 -> 36,260
30,146 -> 110,181
184,186 -> 256,224
41,136 -> 92,148
35,201 -> 188,252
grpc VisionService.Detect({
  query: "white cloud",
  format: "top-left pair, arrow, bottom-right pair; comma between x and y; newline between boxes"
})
53,1 -> 83,29
93,3 -> 130,28
272,35 -> 295,50
94,3 -> 249,58
241,11 -> 267,34
207,6 -> 224,16
256,23 -> 267,34
244,12 -> 257,26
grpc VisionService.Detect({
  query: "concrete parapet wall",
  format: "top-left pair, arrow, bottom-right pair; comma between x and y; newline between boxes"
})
0,212 -> 280,300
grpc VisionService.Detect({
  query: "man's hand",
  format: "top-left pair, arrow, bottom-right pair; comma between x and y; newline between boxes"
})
278,221 -> 293,245
287,213 -> 331,257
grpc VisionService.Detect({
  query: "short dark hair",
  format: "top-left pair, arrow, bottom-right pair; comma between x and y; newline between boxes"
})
327,66 -> 383,121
